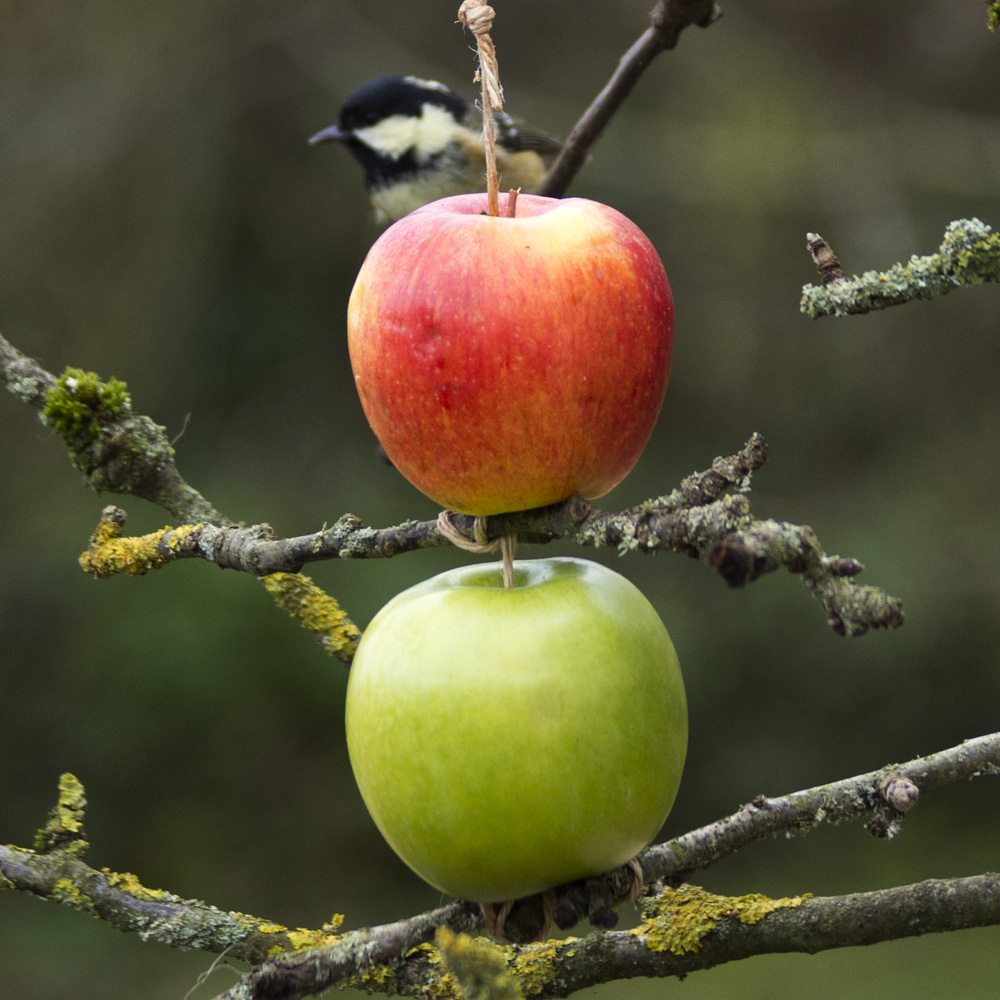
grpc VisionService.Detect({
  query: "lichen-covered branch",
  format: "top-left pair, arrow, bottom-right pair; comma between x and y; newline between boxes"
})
1,775 -> 478,967
800,218 -> 1000,318
435,876 -> 999,1000
0,774 -> 353,962
436,929 -> 524,1000
1,332 -> 361,662
75,433 -> 902,639
5,738 -> 998,1000
537,0 -> 722,198
4,334 -> 901,640
218,875 -> 1000,1000
440,732 -> 1000,944
643,730 -> 1000,881
1,333 -> 225,523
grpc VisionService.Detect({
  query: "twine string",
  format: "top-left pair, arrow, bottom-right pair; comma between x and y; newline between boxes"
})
437,510 -> 518,588
458,2 -> 504,216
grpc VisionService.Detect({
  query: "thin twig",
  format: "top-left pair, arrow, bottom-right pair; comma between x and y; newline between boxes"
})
800,218 -> 1000,318
0,332 -> 361,661
0,331 -> 224,524
537,0 -> 721,197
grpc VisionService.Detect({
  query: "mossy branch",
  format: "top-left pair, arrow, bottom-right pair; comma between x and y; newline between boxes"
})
1,331 -> 360,663
427,731 -> 1000,945
0,335 -> 226,524
6,738 -> 997,1000
73,433 -> 902,640
372,876 -> 999,1000
800,219 -> 1000,318
1,325 -> 902,639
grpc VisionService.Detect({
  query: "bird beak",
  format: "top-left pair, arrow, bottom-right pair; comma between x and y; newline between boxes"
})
308,123 -> 349,145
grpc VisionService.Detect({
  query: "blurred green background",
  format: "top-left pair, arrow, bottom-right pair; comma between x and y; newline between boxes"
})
2,1 -> 998,997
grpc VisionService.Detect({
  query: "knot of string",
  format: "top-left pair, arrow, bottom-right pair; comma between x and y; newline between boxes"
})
480,890 -> 557,944
457,3 -> 504,110
457,2 -> 503,216
437,510 -> 517,588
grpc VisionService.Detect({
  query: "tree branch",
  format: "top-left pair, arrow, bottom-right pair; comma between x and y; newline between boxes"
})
3,327 -> 902,642
800,218 -> 1000,318
1,334 -> 226,523
438,731 -> 1000,944
536,0 -> 722,197
218,875 -> 1000,1000
0,331 -> 361,663
71,430 -> 901,639
5,737 -> 997,1000
380,875 -> 1000,1000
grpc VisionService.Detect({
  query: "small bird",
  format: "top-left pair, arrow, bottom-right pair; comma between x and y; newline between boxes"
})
309,75 -> 560,223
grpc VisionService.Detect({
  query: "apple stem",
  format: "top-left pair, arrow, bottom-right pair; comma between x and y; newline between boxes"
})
506,187 -> 519,218
458,2 -> 504,217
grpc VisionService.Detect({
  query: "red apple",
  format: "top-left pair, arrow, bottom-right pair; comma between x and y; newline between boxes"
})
347,193 -> 674,516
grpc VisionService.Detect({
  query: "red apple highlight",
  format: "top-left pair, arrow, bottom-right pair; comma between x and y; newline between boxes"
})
348,193 -> 674,516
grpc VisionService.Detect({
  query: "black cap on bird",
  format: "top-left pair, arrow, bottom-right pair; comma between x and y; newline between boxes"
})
309,75 -> 559,222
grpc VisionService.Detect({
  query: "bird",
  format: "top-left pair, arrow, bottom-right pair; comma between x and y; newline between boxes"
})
308,75 -> 560,223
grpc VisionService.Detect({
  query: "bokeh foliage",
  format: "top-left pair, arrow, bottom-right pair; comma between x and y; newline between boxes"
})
1,2 -> 998,997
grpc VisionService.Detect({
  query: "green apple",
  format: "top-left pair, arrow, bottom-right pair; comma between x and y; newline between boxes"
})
345,557 -> 687,903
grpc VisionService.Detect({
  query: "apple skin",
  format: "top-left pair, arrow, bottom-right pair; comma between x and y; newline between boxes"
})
347,193 -> 674,516
345,557 -> 687,903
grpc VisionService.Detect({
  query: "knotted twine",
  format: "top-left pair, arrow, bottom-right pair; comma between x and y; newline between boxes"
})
436,511 -> 516,589
457,2 -> 504,217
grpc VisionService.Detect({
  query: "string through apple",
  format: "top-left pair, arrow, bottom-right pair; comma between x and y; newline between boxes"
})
458,1 -> 504,217
453,1 -> 517,587
436,511 -> 518,588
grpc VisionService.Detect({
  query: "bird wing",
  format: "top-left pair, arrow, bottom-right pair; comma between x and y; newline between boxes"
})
493,111 -> 561,157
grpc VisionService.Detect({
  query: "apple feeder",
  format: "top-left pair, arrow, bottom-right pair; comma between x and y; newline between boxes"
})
347,193 -> 674,516
345,557 -> 687,903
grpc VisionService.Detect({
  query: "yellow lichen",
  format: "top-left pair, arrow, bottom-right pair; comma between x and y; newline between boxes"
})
256,921 -> 289,935
286,927 -> 340,951
348,963 -> 399,991
51,877 -> 97,913
79,518 -> 203,578
507,940 -> 563,997
35,773 -> 88,854
260,572 -> 361,659
437,928 -> 523,1000
632,883 -> 812,955
102,869 -> 167,901
395,942 -> 459,999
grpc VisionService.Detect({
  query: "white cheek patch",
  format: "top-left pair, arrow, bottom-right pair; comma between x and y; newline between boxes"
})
353,115 -> 420,161
412,105 -> 461,161
354,105 -> 459,163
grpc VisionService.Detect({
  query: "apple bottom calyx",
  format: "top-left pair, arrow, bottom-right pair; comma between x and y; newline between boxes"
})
345,556 -> 687,905
480,856 -> 645,943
